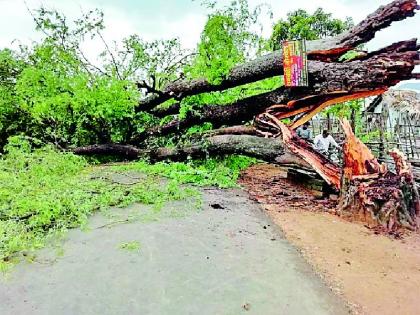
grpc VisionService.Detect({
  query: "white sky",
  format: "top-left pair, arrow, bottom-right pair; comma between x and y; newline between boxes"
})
0,0 -> 418,76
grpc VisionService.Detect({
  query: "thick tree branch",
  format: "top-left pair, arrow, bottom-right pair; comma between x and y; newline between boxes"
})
73,144 -> 142,160
74,135 -> 285,163
150,103 -> 181,118
203,125 -> 256,136
133,40 -> 418,143
136,0 -> 418,112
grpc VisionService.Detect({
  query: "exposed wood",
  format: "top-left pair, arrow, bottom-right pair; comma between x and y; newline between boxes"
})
134,41 -> 418,143
338,120 -> 419,232
389,148 -> 420,216
340,119 -> 387,178
256,113 -> 342,189
136,0 -> 419,112
289,90 -> 386,129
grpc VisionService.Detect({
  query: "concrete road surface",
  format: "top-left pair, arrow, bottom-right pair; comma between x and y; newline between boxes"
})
0,188 -> 349,315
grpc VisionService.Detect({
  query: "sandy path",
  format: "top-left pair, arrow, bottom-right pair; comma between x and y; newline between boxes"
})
266,210 -> 420,315
241,164 -> 420,315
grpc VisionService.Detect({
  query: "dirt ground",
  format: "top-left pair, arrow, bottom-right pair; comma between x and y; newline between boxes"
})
240,164 -> 420,315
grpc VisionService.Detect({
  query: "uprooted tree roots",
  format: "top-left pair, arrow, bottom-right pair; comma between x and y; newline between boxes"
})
338,121 -> 420,231
254,107 -> 420,232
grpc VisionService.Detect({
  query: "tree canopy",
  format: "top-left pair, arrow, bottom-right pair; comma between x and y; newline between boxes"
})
0,0 -> 357,150
270,8 -> 353,49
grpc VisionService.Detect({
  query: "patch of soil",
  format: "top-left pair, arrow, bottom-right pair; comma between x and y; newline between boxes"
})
239,164 -> 337,213
240,164 -> 420,315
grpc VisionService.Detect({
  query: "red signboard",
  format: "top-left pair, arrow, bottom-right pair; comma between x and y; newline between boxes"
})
282,40 -> 308,87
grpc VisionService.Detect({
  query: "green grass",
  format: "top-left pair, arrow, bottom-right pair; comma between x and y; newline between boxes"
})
118,241 -> 141,252
0,137 -> 256,271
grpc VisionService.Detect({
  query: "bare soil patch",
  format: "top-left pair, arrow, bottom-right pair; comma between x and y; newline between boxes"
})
240,164 -> 420,315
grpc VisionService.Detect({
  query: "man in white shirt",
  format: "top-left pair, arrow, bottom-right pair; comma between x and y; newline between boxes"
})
313,130 -> 340,156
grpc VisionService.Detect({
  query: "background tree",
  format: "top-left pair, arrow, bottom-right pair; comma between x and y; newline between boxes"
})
270,8 -> 354,49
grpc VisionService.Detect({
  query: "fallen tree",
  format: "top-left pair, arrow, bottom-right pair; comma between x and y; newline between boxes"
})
134,39 -> 418,143
74,0 -> 420,232
75,135 -> 284,163
136,0 -> 419,112
338,121 -> 419,231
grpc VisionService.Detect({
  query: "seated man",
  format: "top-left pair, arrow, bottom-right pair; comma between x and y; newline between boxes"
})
296,122 -> 312,141
313,130 -> 340,156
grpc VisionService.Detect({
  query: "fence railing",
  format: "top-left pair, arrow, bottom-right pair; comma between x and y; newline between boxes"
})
309,113 -> 420,162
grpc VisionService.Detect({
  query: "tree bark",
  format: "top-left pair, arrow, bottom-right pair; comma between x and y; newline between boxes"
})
255,113 -> 342,188
74,135 -> 285,163
338,120 -> 419,232
134,40 -> 418,143
203,125 -> 256,136
137,0 -> 419,112
148,135 -> 284,162
73,144 -> 142,160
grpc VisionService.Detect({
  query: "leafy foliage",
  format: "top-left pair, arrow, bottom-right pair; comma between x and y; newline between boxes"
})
0,7 -> 193,149
15,45 -> 139,145
0,1 -> 369,271
119,241 -> 141,251
0,1 -> 359,150
270,8 -> 353,50
113,155 -> 257,189
185,0 -> 270,84
0,136 -> 255,270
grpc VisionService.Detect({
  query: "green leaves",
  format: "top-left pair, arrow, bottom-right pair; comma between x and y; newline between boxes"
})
119,241 -> 141,251
8,41 -> 140,146
114,155 -> 257,189
186,0 -> 269,84
0,138 -> 202,269
0,136 -> 255,270
270,8 -> 354,50
187,14 -> 243,84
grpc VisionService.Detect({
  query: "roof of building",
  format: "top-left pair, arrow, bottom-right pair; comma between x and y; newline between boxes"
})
366,90 -> 420,116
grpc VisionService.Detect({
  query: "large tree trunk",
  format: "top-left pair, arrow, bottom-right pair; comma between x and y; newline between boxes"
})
338,120 -> 419,232
75,135 -> 285,163
136,0 -> 419,112
251,112 -> 420,232
73,1 -> 420,233
254,113 -> 342,188
134,40 -> 418,143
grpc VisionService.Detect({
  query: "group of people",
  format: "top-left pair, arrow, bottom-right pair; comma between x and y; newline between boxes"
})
296,122 -> 341,157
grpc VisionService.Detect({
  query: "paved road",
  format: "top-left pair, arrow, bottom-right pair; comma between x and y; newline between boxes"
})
0,188 -> 348,315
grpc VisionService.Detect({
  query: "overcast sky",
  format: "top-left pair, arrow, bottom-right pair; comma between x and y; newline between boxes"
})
0,0 -> 419,76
